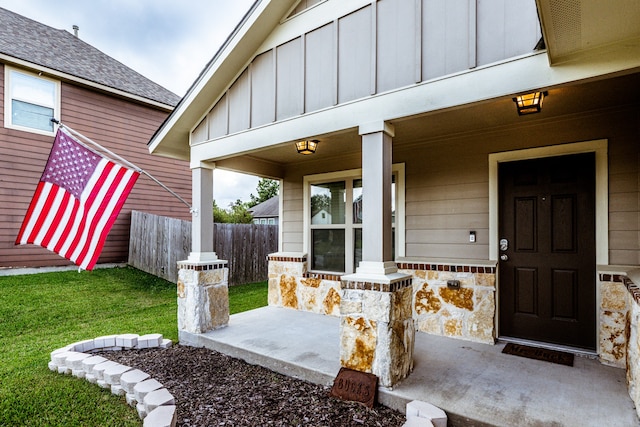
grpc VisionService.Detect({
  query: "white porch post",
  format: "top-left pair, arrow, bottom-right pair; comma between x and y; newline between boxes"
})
339,121 -> 414,388
177,162 -> 229,336
188,164 -> 217,262
359,121 -> 395,273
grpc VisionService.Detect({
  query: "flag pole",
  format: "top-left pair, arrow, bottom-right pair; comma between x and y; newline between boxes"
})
51,119 -> 195,214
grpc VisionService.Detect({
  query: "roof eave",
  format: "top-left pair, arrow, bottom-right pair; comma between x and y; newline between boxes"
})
536,0 -> 640,65
0,53 -> 176,111
148,0 -> 296,161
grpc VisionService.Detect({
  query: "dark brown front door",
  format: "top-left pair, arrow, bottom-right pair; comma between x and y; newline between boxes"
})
499,153 -> 596,350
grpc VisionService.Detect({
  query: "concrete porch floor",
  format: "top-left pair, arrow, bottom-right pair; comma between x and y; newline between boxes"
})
179,306 -> 639,426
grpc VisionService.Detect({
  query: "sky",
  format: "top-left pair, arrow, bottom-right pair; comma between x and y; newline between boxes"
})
0,0 -> 261,209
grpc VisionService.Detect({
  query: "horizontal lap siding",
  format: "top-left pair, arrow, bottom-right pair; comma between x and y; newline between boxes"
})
281,178 -> 303,252
397,108 -> 639,263
1,76 -> 191,269
607,109 -> 640,264
400,140 -> 488,261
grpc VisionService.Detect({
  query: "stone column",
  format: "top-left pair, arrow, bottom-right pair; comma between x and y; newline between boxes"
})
177,162 -> 229,334
177,261 -> 229,334
340,277 -> 414,388
339,121 -> 414,388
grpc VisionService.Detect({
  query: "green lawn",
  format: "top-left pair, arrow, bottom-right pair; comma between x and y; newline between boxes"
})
0,266 -> 267,426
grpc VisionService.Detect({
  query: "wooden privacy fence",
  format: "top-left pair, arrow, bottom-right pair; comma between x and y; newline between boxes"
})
129,210 -> 278,285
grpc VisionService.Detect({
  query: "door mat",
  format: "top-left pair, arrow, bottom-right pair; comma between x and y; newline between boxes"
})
502,343 -> 574,366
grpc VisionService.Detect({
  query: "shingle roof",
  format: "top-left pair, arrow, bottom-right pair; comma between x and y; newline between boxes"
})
0,7 -> 180,107
248,196 -> 279,218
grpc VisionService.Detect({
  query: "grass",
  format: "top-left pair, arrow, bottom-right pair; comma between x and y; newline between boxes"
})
0,266 -> 267,426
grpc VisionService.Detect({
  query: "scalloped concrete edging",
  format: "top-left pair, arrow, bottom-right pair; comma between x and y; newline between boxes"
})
48,333 -> 176,427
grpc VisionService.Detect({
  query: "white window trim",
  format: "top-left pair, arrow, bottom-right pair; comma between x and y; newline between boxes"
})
303,163 -> 405,274
4,66 -> 61,136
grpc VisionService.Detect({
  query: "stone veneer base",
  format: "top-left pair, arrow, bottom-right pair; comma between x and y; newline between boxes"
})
177,261 -> 229,334
268,257 -> 498,345
340,274 -> 414,388
598,272 -> 640,420
48,334 -> 176,427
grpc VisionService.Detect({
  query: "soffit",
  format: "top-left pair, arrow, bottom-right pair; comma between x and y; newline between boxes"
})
537,0 -> 640,64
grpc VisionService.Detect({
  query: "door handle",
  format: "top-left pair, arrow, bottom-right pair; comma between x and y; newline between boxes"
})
500,254 -> 509,261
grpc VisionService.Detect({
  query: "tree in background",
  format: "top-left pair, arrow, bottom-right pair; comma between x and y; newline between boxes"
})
213,178 -> 279,223
213,199 -> 253,223
248,178 -> 279,208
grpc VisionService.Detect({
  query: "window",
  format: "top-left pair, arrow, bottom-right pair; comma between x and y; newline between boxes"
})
304,165 -> 405,274
4,67 -> 60,135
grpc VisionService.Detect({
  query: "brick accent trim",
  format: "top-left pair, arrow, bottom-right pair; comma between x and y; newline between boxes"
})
268,255 -> 307,263
627,280 -> 640,305
599,273 -> 627,283
341,277 -> 413,293
304,272 -> 342,281
177,262 -> 228,271
397,262 -> 496,274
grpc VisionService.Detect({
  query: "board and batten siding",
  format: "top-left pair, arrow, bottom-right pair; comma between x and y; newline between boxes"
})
191,0 -> 541,144
1,69 -> 192,269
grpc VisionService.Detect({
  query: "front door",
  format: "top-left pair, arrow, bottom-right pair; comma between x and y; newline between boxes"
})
499,153 -> 596,350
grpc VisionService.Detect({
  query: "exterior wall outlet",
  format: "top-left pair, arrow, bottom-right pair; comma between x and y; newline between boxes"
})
447,280 -> 461,289
469,231 -> 476,243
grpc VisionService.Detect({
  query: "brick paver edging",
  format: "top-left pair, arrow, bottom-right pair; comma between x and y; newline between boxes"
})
48,333 -> 176,427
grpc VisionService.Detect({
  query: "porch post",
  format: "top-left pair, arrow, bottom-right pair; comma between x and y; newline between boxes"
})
177,163 -> 229,336
189,164 -> 216,262
339,121 -> 414,388
360,121 -> 394,271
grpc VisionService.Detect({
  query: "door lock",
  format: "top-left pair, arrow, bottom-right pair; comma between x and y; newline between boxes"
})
499,238 -> 509,251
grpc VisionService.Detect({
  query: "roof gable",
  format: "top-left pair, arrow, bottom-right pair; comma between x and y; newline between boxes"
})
149,0 -> 298,159
0,7 -> 180,107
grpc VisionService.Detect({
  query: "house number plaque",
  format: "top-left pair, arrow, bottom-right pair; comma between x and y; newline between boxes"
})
329,367 -> 378,408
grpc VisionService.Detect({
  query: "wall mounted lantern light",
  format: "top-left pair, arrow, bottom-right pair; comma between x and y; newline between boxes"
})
296,139 -> 319,155
512,91 -> 547,115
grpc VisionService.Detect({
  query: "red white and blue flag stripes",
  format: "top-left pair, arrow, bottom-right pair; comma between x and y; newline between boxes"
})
15,128 -> 139,270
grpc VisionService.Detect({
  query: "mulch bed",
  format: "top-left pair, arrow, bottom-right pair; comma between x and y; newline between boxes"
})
99,345 -> 406,427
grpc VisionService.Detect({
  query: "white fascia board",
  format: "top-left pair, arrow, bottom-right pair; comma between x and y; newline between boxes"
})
191,41 -> 639,163
0,54 -> 175,111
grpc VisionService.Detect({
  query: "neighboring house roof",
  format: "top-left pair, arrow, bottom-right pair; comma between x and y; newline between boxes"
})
0,7 -> 180,108
248,196 -> 279,218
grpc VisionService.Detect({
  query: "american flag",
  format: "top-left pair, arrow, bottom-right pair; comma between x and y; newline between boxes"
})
16,128 -> 139,270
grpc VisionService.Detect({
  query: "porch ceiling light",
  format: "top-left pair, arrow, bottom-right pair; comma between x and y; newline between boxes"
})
296,139 -> 318,155
512,91 -> 547,115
